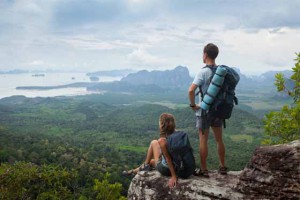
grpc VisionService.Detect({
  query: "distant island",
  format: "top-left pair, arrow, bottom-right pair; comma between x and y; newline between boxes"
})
16,82 -> 96,90
0,69 -> 29,74
32,73 -> 45,77
87,69 -> 135,77
89,76 -> 99,82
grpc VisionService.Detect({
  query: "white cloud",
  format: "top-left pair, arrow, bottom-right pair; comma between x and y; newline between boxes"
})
61,35 -> 138,50
26,60 -> 44,66
0,0 -> 299,74
64,38 -> 116,50
128,47 -> 168,67
216,27 -> 300,74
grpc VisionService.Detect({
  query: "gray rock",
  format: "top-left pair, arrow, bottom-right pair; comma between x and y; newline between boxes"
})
128,170 -> 244,200
236,140 -> 300,199
128,140 -> 300,200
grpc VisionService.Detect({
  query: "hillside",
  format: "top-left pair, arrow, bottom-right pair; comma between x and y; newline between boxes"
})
3,66 -> 292,198
0,94 -> 263,197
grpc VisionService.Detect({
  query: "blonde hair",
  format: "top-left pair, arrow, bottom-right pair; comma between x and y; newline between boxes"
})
159,113 -> 176,137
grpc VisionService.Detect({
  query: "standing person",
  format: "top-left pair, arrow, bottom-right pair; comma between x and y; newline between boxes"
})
188,43 -> 227,177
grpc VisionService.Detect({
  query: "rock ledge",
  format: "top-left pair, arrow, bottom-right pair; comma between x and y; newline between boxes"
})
128,140 -> 300,200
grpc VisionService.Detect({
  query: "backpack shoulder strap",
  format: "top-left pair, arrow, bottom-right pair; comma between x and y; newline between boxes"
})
195,84 -> 204,99
196,65 -> 218,98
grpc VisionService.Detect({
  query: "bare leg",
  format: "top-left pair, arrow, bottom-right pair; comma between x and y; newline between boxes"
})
212,126 -> 225,167
145,140 -> 161,164
199,128 -> 209,170
133,140 -> 161,173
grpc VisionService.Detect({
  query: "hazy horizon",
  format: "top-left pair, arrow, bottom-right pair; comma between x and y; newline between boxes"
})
0,65 -> 294,77
0,0 -> 299,76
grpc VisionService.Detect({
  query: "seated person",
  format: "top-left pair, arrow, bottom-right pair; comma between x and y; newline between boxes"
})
123,113 -> 192,188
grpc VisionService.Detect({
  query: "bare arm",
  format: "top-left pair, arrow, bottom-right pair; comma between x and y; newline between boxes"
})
158,138 -> 177,188
188,83 -> 200,111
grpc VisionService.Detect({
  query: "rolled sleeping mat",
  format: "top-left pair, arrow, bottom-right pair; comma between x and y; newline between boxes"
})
200,66 -> 227,111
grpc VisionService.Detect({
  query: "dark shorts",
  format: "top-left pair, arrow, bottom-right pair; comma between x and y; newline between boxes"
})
196,116 -> 223,130
156,160 -> 171,176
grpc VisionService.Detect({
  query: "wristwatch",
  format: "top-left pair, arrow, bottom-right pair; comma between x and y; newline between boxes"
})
189,104 -> 196,107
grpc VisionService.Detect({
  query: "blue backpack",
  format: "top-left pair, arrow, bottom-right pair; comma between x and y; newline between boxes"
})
166,131 -> 196,178
199,65 -> 240,128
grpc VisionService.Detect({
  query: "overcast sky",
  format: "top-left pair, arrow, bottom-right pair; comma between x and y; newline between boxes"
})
0,0 -> 299,75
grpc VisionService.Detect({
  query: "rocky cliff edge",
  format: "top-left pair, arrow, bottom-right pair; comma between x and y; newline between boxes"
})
128,140 -> 300,200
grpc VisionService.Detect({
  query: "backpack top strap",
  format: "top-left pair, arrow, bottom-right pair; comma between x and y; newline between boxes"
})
205,65 -> 218,72
203,64 -> 218,69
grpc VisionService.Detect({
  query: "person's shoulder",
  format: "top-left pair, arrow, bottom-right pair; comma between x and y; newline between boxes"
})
196,67 -> 212,76
202,67 -> 212,73
158,137 -> 167,146
195,66 -> 209,75
158,137 -> 167,142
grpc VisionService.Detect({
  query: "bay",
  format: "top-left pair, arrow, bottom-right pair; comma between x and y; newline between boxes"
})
0,73 -> 121,99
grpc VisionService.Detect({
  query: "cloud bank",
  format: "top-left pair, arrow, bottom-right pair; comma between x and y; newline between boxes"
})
0,0 -> 299,75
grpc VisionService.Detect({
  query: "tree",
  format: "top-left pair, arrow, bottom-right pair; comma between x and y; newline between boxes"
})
0,162 -> 77,199
263,53 -> 300,144
93,172 -> 126,200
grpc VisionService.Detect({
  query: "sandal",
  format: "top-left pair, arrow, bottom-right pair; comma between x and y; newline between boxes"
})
122,170 -> 136,177
218,166 -> 228,175
193,168 -> 209,178
139,163 -> 151,171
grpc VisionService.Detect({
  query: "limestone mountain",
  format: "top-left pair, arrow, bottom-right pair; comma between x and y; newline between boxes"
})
120,66 -> 193,90
236,68 -> 293,92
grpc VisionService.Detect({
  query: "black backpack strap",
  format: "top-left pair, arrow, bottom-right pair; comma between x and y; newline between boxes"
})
196,66 -> 217,98
223,119 -> 226,128
201,109 -> 208,134
199,86 -> 204,99
233,96 -> 238,105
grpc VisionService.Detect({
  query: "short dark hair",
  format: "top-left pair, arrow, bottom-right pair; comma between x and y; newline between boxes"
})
204,43 -> 219,60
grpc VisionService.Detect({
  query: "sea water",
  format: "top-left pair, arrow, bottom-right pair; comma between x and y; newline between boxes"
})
0,73 -> 121,99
